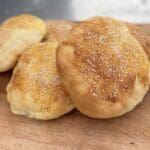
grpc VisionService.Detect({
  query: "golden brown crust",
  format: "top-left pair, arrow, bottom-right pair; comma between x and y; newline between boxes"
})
57,17 -> 150,118
0,14 -> 47,72
7,42 -> 74,120
86,17 -> 150,60
1,14 -> 46,32
45,20 -> 75,42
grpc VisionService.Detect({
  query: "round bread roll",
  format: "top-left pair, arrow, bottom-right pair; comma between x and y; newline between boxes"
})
0,14 -> 47,72
7,42 -> 74,120
45,20 -> 75,42
57,17 -> 150,118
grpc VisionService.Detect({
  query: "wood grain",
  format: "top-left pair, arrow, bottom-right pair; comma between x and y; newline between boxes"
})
0,25 -> 150,150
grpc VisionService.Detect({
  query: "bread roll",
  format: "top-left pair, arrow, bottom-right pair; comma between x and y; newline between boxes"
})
57,17 -> 150,118
0,14 -> 47,72
7,42 -> 74,120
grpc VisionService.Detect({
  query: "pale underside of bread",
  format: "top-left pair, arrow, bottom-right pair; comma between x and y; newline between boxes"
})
0,28 -> 45,72
0,14 -> 47,72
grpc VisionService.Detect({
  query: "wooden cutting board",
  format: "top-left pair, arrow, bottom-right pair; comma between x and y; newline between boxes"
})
0,25 -> 150,150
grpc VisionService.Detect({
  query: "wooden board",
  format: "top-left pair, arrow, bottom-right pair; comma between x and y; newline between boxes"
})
0,25 -> 150,150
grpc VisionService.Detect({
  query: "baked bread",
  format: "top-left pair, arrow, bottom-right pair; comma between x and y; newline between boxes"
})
7,42 -> 74,120
45,20 -> 74,42
0,14 -> 47,72
57,17 -> 150,118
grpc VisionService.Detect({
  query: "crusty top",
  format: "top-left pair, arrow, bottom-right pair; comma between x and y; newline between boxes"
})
9,43 -> 68,104
7,42 -> 73,119
1,14 -> 46,33
86,17 -> 150,60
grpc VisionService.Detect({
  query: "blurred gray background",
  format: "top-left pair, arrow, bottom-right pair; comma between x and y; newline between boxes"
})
0,0 -> 149,23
